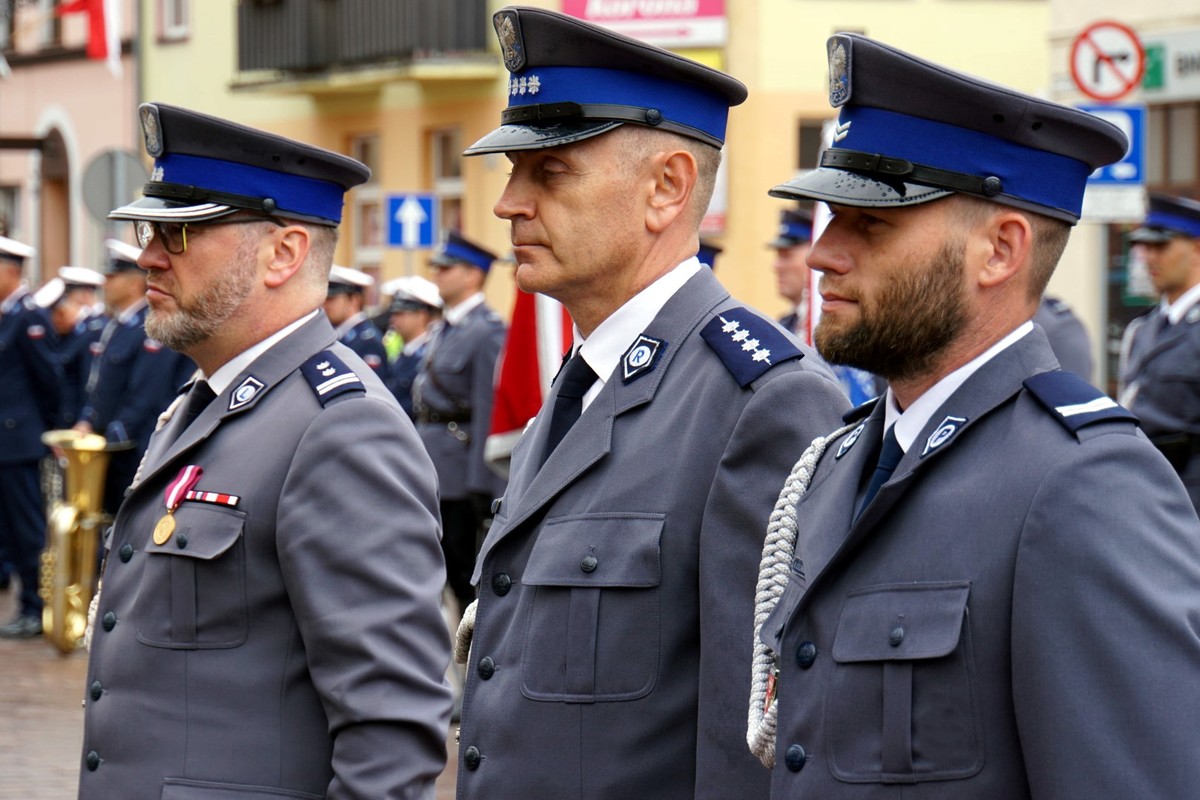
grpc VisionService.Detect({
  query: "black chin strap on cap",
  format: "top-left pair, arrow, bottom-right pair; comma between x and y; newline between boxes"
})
821,148 -> 1005,200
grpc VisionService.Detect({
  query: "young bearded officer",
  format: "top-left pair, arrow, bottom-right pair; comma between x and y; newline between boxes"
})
1119,193 -> 1200,510
754,34 -> 1200,799
78,103 -> 452,800
452,7 -> 849,799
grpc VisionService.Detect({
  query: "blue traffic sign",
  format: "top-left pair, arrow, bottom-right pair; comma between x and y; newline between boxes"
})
1080,105 -> 1145,185
387,194 -> 438,249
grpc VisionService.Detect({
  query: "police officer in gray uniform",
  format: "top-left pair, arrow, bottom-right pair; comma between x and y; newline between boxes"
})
78,103 -> 452,800
453,8 -> 849,799
1119,193 -> 1200,510
413,230 -> 506,616
1033,295 -> 1093,383
755,34 -> 1200,799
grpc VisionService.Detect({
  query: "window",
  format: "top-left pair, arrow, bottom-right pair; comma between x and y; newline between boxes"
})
0,186 -> 20,238
431,128 -> 463,237
1146,102 -> 1200,191
798,121 -> 826,170
159,0 -> 190,42
349,134 -> 383,268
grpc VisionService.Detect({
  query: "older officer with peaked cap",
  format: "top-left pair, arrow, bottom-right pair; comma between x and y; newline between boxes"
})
1119,193 -> 1200,510
76,239 -> 196,514
0,236 -> 63,637
78,103 -> 452,800
752,34 -> 1200,799
452,8 -> 848,800
385,275 -> 442,419
413,229 -> 507,618
325,264 -> 387,375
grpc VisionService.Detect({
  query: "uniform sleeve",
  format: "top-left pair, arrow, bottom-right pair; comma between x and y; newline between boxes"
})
1012,429 -> 1200,800
695,364 -> 850,798
276,394 -> 453,800
109,344 -> 186,443
18,312 -> 64,428
466,320 -> 507,496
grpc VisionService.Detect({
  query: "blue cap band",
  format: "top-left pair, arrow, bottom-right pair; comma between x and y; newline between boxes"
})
507,65 -> 730,145
441,239 -> 493,272
838,106 -> 1093,218
155,153 -> 347,223
1144,209 -> 1200,239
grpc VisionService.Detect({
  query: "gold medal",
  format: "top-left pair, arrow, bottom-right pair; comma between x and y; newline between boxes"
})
153,513 -> 176,545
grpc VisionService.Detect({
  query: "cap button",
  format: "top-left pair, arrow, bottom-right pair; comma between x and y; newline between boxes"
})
982,176 -> 1003,197
645,108 -> 663,126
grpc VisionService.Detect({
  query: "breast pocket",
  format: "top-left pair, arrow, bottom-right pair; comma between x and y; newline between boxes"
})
520,513 -> 664,703
826,582 -> 983,784
134,504 -> 248,650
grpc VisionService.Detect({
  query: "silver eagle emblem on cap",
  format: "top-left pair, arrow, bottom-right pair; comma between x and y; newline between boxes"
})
495,11 -> 525,72
141,105 -> 163,157
828,39 -> 851,107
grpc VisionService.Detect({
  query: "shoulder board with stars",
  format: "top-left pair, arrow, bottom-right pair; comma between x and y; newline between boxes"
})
301,350 -> 365,407
699,307 -> 802,388
1024,370 -> 1137,435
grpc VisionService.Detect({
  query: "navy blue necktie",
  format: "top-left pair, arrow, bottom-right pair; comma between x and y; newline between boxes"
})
541,354 -> 598,466
859,425 -> 902,515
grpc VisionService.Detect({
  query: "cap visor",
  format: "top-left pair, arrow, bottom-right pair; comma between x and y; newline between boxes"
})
1129,227 -> 1176,244
108,196 -> 236,223
768,236 -> 807,249
463,121 -> 624,156
769,168 -> 951,209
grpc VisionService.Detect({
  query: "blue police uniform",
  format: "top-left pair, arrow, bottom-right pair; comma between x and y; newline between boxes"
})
1119,193 -> 1200,510
383,278 -> 443,419
0,239 -> 64,635
337,315 -> 387,373
387,330 -> 432,419
759,33 -> 1200,800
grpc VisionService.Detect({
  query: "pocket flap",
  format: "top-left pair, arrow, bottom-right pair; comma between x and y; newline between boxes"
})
832,582 -> 969,662
144,503 -> 245,561
523,513 -> 664,588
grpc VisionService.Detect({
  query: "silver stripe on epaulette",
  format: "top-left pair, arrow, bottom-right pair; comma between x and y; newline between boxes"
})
317,373 -> 361,395
1056,396 -> 1118,417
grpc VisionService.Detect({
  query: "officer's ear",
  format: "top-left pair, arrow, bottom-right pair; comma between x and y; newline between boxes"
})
263,222 -> 311,289
645,148 -> 697,234
975,209 -> 1032,291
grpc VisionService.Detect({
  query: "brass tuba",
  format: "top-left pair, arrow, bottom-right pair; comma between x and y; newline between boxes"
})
38,430 -> 129,654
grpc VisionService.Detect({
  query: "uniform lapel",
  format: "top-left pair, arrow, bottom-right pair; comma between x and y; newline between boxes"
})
1137,309 -> 1193,368
134,315 -> 339,488
477,268 -> 730,563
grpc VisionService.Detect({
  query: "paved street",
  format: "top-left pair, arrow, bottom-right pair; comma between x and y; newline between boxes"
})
0,587 -> 459,799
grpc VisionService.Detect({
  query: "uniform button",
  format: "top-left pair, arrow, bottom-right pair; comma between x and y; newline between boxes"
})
580,555 -> 598,573
784,744 -> 806,772
176,534 -> 188,549
86,751 -> 101,771
889,626 -> 905,647
795,641 -> 817,669
477,656 -> 495,680
490,498 -> 502,515
463,746 -> 482,771
90,681 -> 103,701
101,612 -> 116,631
118,544 -> 134,562
491,573 -> 512,596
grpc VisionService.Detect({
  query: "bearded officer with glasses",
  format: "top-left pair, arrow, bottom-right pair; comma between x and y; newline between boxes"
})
78,103 -> 452,800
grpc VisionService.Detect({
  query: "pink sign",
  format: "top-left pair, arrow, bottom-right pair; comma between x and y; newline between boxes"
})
562,0 -> 728,47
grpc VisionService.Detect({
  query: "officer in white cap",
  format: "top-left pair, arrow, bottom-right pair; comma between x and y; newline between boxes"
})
324,264 -> 386,374
383,276 -> 441,418
755,33 -> 1200,799
0,235 -> 63,637
34,265 -> 108,427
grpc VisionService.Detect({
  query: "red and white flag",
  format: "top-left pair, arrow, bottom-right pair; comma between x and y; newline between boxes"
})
56,0 -> 122,77
485,285 -> 572,476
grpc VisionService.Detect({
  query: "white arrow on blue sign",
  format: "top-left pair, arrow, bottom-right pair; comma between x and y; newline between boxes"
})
387,194 -> 438,249
1080,105 -> 1146,185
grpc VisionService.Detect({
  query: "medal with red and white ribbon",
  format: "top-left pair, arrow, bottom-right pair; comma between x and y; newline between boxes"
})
153,464 -> 203,545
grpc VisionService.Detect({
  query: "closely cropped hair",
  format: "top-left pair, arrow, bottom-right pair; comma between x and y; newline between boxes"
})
620,126 -> 722,228
952,194 -> 1071,300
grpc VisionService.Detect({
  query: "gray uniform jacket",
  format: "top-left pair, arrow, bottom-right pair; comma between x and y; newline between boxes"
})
414,303 -> 507,501
1032,296 -> 1092,384
1120,306 -> 1200,507
79,314 -> 453,800
764,328 -> 1200,799
456,268 -> 850,800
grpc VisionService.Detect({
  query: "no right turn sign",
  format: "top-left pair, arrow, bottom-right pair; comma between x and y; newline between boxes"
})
1070,20 -> 1145,103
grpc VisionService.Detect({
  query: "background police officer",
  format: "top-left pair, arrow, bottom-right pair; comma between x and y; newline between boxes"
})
75,240 -> 194,514
453,8 -> 848,799
413,230 -> 506,617
33,265 -> 107,427
324,264 -> 387,375
384,275 -> 441,419
1032,294 -> 1094,384
0,236 -> 63,637
1120,193 -> 1200,509
758,33 -> 1200,799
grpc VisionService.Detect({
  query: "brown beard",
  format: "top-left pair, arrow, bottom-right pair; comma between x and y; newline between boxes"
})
145,236 -> 258,352
814,237 -> 969,382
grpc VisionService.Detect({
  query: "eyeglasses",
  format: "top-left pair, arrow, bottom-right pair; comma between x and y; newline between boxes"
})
134,216 -> 284,255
